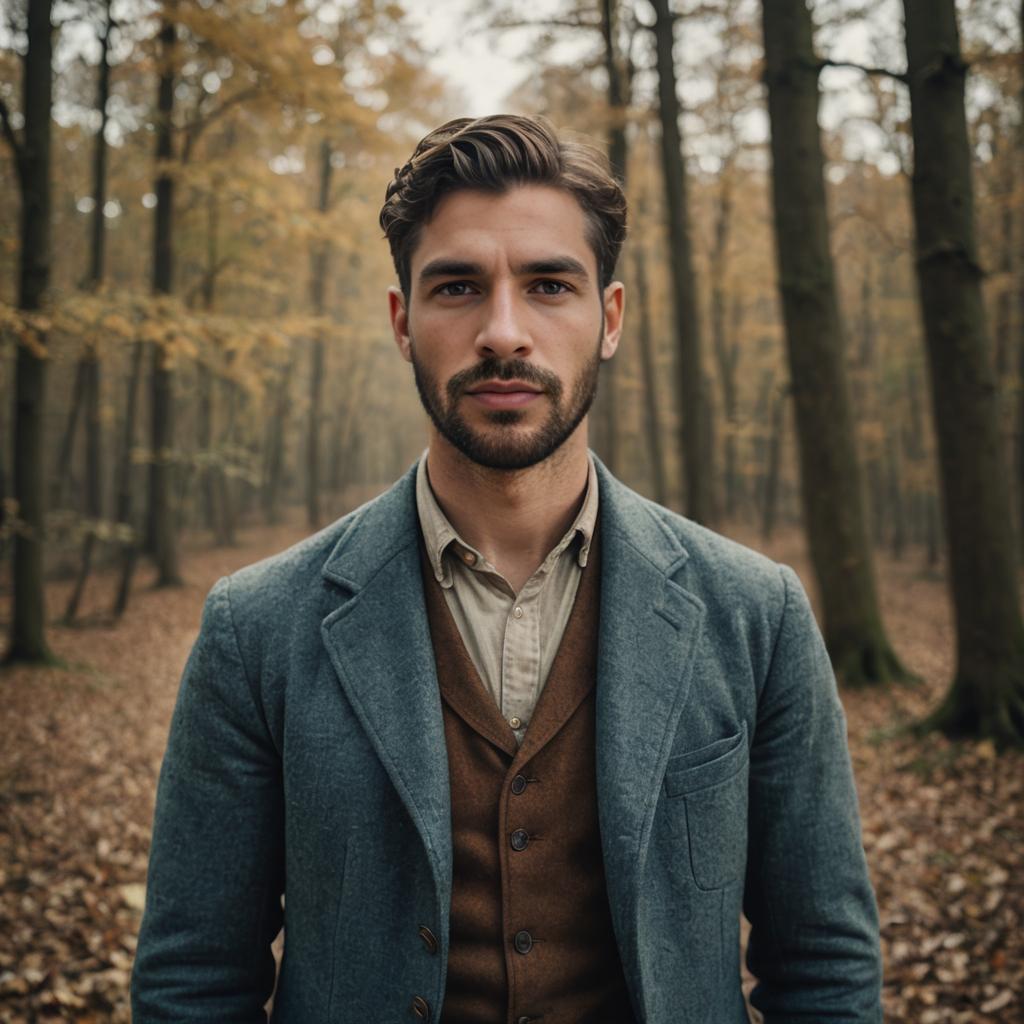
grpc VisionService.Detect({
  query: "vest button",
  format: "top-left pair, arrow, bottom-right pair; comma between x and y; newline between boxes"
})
517,1018 -> 533,1024
418,925 -> 438,954
513,929 -> 534,954
510,828 -> 530,851
411,995 -> 431,1019
510,774 -> 527,795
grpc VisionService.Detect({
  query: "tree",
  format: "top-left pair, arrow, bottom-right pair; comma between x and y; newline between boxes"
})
145,12 -> 183,585
760,0 -> 908,684
903,0 -> 1024,745
1,0 -> 55,663
64,0 -> 113,623
650,0 -> 713,525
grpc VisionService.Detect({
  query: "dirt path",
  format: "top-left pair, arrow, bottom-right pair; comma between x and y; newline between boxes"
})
0,512 -> 1020,1022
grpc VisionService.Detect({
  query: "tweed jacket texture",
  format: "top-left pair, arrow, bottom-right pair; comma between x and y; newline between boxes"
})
130,457 -> 883,1023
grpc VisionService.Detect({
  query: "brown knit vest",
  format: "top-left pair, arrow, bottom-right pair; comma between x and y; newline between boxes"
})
420,526 -> 636,1024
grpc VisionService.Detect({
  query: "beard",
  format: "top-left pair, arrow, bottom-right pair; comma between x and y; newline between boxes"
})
409,327 -> 604,472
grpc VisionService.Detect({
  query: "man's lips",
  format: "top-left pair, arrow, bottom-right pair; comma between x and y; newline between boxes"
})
465,380 -> 544,408
465,380 -> 543,394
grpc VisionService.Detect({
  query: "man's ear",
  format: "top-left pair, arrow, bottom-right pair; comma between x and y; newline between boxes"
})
600,281 -> 625,361
389,286 -> 412,363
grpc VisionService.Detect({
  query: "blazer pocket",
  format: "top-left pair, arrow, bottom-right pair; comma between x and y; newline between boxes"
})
663,723 -> 749,891
663,722 -> 748,797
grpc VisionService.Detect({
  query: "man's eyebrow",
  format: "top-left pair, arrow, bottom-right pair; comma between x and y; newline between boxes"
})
515,257 -> 590,279
417,256 -> 591,284
418,259 -> 484,282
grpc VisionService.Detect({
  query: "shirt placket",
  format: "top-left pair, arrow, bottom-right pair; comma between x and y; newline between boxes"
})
500,577 -> 543,736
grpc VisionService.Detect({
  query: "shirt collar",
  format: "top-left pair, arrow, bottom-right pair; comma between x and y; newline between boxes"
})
414,450 -> 600,589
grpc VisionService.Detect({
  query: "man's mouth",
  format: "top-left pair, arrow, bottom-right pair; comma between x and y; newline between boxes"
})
465,380 -> 544,408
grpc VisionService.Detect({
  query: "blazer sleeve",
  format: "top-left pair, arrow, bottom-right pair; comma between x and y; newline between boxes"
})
743,564 -> 883,1022
131,575 -> 285,1023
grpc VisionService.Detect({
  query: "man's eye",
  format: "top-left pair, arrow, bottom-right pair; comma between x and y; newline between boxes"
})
437,281 -> 474,296
534,280 -> 570,295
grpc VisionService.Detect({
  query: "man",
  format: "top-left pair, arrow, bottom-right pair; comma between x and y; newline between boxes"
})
131,115 -> 882,1023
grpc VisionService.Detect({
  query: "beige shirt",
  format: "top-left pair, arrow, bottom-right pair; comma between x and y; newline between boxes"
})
415,452 -> 600,746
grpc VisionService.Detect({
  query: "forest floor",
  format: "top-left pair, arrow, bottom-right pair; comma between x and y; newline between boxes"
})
0,497 -> 1021,1023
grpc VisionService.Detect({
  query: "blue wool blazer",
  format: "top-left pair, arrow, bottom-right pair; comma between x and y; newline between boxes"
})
131,457 -> 883,1023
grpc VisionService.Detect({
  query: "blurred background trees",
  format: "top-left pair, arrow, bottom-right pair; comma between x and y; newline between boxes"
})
1,0 -> 1021,742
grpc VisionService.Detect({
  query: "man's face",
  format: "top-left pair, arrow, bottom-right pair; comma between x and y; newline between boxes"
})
389,184 -> 624,471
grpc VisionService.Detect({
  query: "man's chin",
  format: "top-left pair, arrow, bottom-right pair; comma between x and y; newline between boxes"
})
445,428 -> 562,472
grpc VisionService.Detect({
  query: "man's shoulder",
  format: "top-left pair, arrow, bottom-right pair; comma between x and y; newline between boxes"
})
601,471 -> 789,615
224,467 -> 417,618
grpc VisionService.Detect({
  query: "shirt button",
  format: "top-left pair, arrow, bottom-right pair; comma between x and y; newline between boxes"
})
508,716 -> 522,729
514,929 -> 534,954
510,828 -> 530,851
512,605 -> 524,618
461,550 -> 476,565
418,925 -> 438,954
510,774 -> 527,795
411,995 -> 431,1019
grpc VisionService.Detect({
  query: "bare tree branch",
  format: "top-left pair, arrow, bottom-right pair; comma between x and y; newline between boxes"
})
820,58 -> 908,83
489,15 -> 601,33
182,84 -> 260,163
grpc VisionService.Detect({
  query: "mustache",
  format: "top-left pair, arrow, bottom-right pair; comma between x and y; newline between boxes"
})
446,358 -> 563,400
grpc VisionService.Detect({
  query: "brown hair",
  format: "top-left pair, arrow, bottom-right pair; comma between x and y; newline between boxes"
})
379,115 -> 627,298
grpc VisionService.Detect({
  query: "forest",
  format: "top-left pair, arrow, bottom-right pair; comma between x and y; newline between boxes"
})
0,0 -> 1022,1020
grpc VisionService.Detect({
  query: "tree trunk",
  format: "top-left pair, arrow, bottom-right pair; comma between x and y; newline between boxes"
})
590,0 -> 628,474
650,0 -> 712,525
198,361 -> 217,532
306,138 -> 331,530
7,0 -> 54,663
263,359 -> 292,525
886,427 -> 905,561
217,373 -> 237,545
761,383 -> 785,541
63,348 -> 101,622
710,167 -> 741,520
761,0 -> 907,685
146,14 -> 182,586
1018,0 -> 1024,565
632,232 -> 668,506
903,0 -> 1024,745
52,356 -> 86,510
87,0 -> 111,290
64,0 -> 112,624
112,340 -> 145,618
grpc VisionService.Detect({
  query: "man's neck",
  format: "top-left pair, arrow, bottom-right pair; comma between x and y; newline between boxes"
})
425,427 -> 591,593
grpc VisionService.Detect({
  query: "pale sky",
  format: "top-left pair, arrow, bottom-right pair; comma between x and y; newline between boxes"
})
404,0 -> 585,117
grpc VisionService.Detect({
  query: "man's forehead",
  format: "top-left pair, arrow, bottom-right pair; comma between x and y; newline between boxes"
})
409,184 -> 598,279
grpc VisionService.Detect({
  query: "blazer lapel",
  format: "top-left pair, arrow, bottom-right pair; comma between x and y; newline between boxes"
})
319,466 -> 453,906
593,461 -> 707,978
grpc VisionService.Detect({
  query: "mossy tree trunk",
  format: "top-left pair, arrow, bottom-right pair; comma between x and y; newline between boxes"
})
4,0 -> 55,663
903,0 -> 1024,745
761,0 -> 908,685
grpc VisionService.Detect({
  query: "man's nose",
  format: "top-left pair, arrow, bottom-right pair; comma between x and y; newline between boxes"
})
474,284 -> 533,360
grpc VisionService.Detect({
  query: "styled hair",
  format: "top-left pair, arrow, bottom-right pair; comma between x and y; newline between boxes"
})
379,115 -> 627,298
